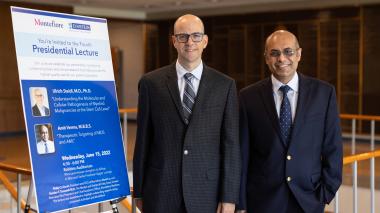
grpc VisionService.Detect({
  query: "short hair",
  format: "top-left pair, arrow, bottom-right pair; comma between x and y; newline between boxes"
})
39,125 -> 49,132
33,88 -> 42,95
264,30 -> 300,53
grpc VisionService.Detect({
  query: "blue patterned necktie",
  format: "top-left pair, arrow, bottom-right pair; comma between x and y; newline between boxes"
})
44,142 -> 48,153
279,85 -> 292,145
182,73 -> 196,124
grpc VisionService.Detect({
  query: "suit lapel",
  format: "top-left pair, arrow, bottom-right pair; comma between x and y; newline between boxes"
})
166,64 -> 187,124
290,74 -> 311,140
259,78 -> 285,146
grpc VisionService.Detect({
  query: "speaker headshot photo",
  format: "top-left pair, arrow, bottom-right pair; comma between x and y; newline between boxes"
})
30,87 -> 50,117
35,124 -> 55,155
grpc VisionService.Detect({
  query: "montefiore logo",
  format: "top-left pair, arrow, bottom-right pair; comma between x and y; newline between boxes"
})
34,18 -> 64,28
69,23 -> 91,31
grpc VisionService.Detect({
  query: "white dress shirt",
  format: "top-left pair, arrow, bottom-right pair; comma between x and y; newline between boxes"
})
37,140 -> 55,154
271,73 -> 299,122
37,104 -> 47,116
176,60 -> 203,101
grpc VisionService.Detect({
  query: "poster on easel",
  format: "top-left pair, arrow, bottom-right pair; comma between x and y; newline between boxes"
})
11,6 -> 130,212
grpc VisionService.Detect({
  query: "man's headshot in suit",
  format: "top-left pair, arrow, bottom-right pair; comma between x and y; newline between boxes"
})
30,87 -> 50,117
35,124 -> 55,155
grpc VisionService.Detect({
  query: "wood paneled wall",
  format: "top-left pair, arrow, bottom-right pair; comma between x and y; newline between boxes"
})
145,5 -> 380,132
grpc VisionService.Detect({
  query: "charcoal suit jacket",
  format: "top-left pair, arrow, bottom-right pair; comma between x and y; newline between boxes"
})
238,73 -> 342,213
133,63 -> 241,213
32,104 -> 50,117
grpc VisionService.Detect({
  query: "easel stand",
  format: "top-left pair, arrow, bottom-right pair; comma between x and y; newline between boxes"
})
100,197 -> 126,213
24,179 -> 36,213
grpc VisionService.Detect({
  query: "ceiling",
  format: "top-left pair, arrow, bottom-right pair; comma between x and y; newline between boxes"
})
8,0 -> 380,20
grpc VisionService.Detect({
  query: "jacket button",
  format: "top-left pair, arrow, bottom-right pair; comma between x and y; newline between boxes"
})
184,150 -> 189,155
287,155 -> 292,160
287,176 -> 292,182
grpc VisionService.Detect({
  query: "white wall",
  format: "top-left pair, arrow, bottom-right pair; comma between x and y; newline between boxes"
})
108,21 -> 145,119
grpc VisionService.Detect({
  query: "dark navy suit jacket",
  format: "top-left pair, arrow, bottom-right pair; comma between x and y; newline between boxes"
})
238,73 -> 342,213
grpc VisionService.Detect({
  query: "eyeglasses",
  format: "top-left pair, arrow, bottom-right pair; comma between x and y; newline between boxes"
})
174,32 -> 205,43
266,48 -> 299,58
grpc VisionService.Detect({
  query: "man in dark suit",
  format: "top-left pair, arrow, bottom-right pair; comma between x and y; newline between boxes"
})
32,88 -> 50,117
237,30 -> 342,213
133,14 -> 240,213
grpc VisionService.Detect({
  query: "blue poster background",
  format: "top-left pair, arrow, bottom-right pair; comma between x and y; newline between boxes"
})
22,80 -> 130,212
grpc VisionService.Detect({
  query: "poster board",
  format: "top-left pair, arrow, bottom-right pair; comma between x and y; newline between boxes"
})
11,6 -> 130,212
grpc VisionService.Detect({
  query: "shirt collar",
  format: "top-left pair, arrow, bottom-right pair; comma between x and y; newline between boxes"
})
37,104 -> 45,112
271,72 -> 299,93
176,60 -> 203,80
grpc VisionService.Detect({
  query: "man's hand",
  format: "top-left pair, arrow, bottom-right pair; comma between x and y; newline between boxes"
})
216,202 -> 235,213
135,198 -> 143,212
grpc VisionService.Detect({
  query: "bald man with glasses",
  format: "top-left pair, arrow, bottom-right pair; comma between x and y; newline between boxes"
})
237,30 -> 342,213
133,14 -> 240,213
36,124 -> 55,154
32,88 -> 50,117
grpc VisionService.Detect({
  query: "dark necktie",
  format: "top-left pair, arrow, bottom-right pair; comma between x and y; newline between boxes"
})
279,85 -> 292,145
182,73 -> 196,124
44,142 -> 49,153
